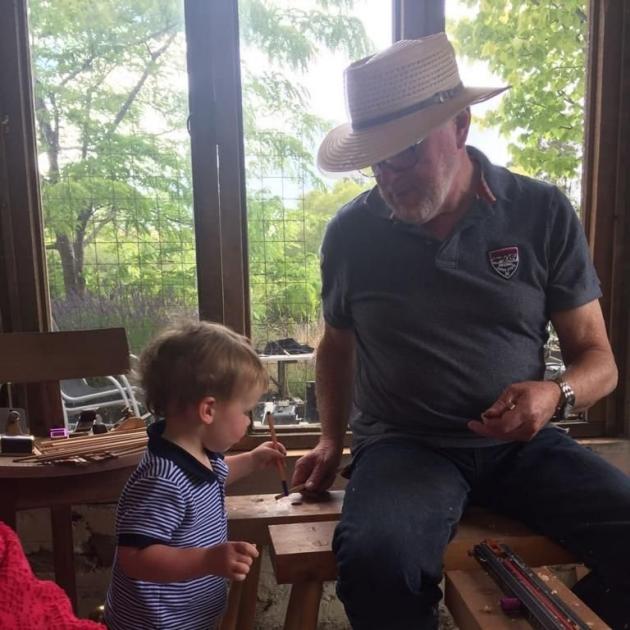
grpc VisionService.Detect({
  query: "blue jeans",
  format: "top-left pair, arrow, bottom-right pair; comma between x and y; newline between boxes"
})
333,429 -> 630,630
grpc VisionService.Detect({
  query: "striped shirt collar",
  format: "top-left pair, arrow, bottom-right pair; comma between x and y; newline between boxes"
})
147,420 -> 223,483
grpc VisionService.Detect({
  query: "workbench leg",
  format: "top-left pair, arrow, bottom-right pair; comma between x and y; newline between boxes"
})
51,505 -> 77,611
221,580 -> 243,630
283,581 -> 323,630
235,552 -> 262,630
221,552 -> 262,630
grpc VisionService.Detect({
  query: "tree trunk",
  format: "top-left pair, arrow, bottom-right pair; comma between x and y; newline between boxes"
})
55,233 -> 85,297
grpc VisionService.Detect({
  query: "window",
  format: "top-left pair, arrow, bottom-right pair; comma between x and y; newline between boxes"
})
446,1 -> 593,428
1,0 -> 628,439
29,0 -> 197,354
237,0 -> 392,428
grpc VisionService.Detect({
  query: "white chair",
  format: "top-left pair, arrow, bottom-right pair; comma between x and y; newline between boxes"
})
60,373 -> 141,422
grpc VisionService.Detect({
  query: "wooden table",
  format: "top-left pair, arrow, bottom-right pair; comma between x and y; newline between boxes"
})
0,452 -> 143,610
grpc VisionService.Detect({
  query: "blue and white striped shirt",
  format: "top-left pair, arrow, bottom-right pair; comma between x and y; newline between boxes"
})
105,421 -> 230,630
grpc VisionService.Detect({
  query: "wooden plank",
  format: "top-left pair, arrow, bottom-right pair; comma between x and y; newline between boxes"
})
235,553 -> 261,630
220,580 -> 242,630
445,567 -> 610,630
443,508 -> 574,570
0,328 -> 130,382
445,568 -> 531,630
268,508 -> 576,584
270,520 -> 338,584
226,490 -> 345,543
283,581 -> 323,630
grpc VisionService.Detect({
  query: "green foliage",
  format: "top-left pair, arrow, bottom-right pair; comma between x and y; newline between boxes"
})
31,0 -> 191,301
445,3 -> 584,390
30,0 -> 371,339
240,0 -> 368,71
248,179 -> 367,328
34,0 -> 588,341
449,1 -> 587,197
240,0 -> 370,183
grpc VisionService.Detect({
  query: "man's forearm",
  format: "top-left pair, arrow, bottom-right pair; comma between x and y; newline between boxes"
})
315,333 -> 354,446
552,300 -> 618,412
563,347 -> 618,411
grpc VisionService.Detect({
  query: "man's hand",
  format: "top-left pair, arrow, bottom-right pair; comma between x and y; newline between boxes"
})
205,541 -> 259,582
468,380 -> 561,441
291,438 -> 342,493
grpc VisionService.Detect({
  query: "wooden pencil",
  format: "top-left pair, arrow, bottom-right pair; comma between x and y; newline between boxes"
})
266,411 -> 289,496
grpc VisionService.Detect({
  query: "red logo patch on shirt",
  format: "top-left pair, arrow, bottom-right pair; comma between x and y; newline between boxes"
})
488,246 -> 519,279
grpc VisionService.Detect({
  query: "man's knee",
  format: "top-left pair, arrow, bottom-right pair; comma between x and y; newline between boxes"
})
333,522 -> 441,594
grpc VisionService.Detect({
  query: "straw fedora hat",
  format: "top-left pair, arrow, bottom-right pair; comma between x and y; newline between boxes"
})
317,32 -> 508,173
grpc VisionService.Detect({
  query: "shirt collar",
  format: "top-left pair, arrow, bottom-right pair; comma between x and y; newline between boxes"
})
147,420 -> 222,483
466,145 -> 510,203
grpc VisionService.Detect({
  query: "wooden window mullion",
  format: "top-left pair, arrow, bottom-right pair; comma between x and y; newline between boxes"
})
582,0 -> 630,435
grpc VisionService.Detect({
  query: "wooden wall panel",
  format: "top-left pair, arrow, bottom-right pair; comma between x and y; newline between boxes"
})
0,0 -> 61,434
582,0 -> 630,435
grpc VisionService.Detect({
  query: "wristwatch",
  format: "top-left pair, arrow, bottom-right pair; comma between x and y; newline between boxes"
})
552,374 -> 576,419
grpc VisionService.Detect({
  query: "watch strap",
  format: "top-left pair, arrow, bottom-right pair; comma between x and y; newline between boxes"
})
552,374 -> 576,418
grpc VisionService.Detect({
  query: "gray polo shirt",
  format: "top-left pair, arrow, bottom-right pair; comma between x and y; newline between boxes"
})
321,146 -> 601,450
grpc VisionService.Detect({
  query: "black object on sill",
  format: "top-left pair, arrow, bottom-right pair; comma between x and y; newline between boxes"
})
74,410 -> 97,434
1,435 -> 34,454
261,338 -> 314,356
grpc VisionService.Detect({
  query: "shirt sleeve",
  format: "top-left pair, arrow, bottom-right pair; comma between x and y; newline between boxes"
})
320,216 -> 353,328
546,187 -> 602,313
116,476 -> 186,548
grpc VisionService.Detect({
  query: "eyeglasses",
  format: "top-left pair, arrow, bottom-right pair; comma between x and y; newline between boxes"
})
361,141 -> 424,178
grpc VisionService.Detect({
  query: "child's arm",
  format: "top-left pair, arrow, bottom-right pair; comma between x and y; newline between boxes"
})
117,540 -> 259,583
225,441 -> 286,485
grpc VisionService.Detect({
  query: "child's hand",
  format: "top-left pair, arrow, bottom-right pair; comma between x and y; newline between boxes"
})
206,541 -> 259,581
251,440 -> 286,470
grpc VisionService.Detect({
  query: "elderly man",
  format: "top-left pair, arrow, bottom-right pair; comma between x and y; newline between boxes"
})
292,33 -> 630,629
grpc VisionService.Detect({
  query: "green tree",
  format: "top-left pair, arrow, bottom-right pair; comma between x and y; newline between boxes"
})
248,178 -> 366,337
30,0 -> 370,306
450,1 -> 587,196
31,0 -> 190,297
240,0 -> 369,182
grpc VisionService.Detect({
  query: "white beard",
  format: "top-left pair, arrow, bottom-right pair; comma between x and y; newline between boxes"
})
384,165 -> 455,225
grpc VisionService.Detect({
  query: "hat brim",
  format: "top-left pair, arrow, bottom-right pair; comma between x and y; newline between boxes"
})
317,86 -> 509,173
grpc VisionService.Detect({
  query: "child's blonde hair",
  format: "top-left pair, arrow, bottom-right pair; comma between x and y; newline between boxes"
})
140,320 -> 268,417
